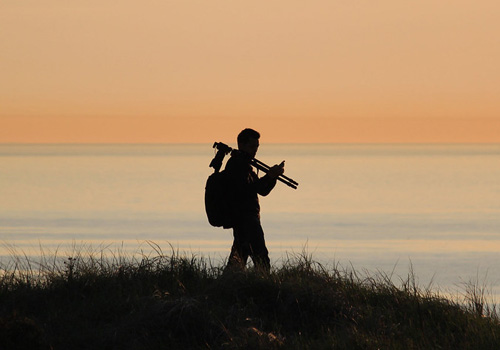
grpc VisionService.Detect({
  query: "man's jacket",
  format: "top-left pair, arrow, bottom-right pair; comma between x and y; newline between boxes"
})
224,151 -> 277,221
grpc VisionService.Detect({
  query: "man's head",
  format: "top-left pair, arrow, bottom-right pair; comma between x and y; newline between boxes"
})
237,128 -> 260,158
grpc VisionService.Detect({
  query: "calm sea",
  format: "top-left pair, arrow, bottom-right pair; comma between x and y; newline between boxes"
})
1,143 -> 499,298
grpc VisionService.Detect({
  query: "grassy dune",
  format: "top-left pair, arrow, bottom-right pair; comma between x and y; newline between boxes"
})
1,243 -> 499,349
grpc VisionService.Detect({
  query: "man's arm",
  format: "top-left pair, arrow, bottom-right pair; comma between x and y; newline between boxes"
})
255,162 -> 284,196
226,154 -> 284,196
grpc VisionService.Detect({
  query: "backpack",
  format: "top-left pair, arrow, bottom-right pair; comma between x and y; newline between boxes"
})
205,170 -> 233,229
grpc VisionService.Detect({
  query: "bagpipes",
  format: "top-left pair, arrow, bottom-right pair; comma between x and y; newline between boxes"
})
209,142 -> 299,189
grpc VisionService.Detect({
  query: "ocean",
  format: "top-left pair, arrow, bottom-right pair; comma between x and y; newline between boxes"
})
1,143 -> 499,299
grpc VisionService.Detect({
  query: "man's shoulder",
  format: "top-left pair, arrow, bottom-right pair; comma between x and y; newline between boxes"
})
226,152 -> 250,170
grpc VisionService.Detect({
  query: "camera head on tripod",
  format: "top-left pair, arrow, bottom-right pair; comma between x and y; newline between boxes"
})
213,142 -> 232,154
209,142 -> 233,173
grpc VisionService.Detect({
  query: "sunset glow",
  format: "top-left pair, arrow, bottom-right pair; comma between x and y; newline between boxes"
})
2,1 -> 499,144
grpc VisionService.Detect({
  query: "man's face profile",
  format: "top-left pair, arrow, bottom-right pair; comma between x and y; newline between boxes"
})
239,138 -> 259,158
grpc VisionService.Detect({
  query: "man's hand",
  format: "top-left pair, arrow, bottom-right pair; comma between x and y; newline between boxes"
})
268,161 -> 285,179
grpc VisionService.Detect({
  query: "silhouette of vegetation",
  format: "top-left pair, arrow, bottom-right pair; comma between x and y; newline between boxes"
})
1,243 -> 499,349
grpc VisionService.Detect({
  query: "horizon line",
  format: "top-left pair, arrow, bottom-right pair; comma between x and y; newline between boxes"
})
1,141 -> 500,146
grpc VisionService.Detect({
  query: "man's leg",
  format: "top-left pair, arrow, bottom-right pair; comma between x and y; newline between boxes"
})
226,218 -> 270,272
226,226 -> 250,270
248,219 -> 271,272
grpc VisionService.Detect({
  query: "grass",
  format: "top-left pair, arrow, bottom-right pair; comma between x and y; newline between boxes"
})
1,242 -> 499,349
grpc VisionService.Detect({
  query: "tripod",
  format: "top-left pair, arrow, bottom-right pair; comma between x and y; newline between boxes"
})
209,142 -> 299,189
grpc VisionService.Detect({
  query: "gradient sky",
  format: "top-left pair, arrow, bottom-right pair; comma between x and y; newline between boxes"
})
2,1 -> 499,143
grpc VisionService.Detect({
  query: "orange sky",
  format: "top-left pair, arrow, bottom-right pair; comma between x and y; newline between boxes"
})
1,1 -> 499,144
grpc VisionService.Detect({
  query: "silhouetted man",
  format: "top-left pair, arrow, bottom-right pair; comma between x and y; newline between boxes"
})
225,128 -> 284,272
